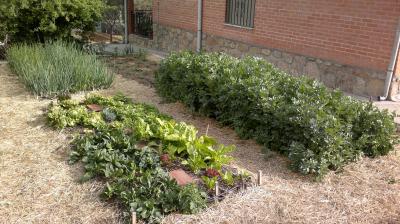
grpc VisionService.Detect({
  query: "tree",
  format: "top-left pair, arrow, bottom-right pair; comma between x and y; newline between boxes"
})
0,0 -> 105,43
103,0 -> 124,43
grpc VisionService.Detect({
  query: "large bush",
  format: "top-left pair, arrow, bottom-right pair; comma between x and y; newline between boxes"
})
7,41 -> 114,97
0,0 -> 104,42
155,51 -> 398,178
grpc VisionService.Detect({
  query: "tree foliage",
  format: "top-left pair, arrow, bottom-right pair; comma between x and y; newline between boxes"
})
0,0 -> 105,42
103,0 -> 124,42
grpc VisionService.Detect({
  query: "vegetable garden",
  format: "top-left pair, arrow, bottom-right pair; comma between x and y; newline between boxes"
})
1,48 -> 399,223
47,94 -> 250,223
1,0 -> 398,223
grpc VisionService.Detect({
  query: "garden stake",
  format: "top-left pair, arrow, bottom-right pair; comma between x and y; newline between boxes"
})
206,124 -> 210,136
131,211 -> 136,224
214,181 -> 220,203
257,170 -> 263,186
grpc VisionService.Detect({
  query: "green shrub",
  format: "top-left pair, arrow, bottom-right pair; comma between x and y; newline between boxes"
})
0,0 -> 104,43
155,51 -> 398,178
7,41 -> 114,97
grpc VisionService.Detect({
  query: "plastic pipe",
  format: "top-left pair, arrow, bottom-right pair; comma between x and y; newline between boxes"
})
379,18 -> 400,101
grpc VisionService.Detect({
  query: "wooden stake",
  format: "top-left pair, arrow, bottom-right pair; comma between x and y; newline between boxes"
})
257,170 -> 263,186
214,181 -> 220,203
206,124 -> 210,136
131,211 -> 136,224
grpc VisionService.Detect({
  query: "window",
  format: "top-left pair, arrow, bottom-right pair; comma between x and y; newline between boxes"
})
225,0 -> 256,28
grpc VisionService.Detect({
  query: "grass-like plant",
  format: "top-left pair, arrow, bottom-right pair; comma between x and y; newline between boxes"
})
7,41 -> 114,97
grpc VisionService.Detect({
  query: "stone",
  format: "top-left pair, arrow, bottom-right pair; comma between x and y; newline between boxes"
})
186,32 -> 194,41
277,61 -> 290,73
352,77 -> 367,96
238,43 -> 249,52
366,79 -> 385,97
248,46 -> 262,56
282,52 -> 293,64
87,104 -> 103,112
336,71 -> 354,93
291,55 -> 306,75
206,36 -> 218,48
169,169 -> 194,186
272,50 -> 282,58
261,48 -> 271,56
224,40 -> 236,49
304,61 -> 321,80
230,48 -> 243,58
321,73 -> 337,88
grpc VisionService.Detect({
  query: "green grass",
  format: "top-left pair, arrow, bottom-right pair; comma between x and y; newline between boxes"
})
7,41 -> 114,97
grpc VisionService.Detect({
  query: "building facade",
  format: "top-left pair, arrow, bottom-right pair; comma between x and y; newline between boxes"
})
129,0 -> 400,98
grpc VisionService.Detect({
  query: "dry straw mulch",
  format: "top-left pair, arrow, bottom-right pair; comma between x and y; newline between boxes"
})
0,63 -> 122,224
1,57 -> 400,224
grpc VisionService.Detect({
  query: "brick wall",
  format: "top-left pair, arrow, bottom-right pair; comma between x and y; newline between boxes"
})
153,0 -> 399,73
153,0 -> 197,32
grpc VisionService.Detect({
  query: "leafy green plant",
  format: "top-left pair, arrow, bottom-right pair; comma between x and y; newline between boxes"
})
7,41 -> 114,97
221,171 -> 235,186
201,176 -> 218,190
47,94 -> 238,223
155,51 -> 398,178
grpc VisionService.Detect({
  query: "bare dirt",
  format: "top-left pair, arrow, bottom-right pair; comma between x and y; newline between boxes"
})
1,56 -> 400,224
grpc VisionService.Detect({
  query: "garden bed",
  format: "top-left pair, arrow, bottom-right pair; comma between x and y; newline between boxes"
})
46,94 -> 253,223
1,54 -> 400,224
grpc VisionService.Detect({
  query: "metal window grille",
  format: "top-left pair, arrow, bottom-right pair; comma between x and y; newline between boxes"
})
225,0 -> 256,28
131,10 -> 153,39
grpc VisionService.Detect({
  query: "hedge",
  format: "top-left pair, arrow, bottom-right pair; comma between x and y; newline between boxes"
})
155,51 -> 398,178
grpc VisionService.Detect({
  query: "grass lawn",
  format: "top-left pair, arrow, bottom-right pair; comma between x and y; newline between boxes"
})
0,54 -> 399,223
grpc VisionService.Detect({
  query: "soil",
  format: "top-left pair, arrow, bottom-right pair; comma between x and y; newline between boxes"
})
1,55 -> 400,224
103,55 -> 159,87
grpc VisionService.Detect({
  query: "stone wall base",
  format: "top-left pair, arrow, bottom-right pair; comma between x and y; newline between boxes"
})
129,24 -> 386,97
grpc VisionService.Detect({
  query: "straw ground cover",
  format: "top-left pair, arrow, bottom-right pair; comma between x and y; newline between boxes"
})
0,62 -> 122,223
1,55 -> 400,223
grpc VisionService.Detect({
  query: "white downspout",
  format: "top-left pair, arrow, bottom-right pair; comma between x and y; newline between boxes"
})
196,0 -> 203,52
379,18 -> 400,101
124,0 -> 128,44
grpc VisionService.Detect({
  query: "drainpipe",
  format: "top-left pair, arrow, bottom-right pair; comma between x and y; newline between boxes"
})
124,0 -> 128,44
379,18 -> 400,101
196,0 -> 203,52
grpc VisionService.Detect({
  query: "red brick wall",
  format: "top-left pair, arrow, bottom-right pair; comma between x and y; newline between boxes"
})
153,0 -> 198,32
153,0 -> 399,72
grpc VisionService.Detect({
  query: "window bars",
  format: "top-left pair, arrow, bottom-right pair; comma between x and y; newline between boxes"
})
225,0 -> 256,28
